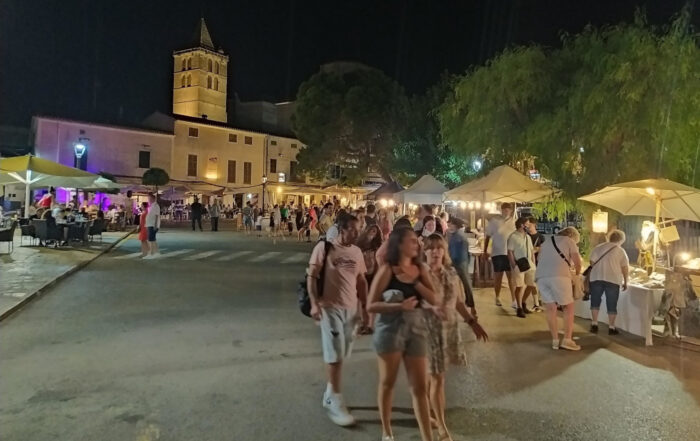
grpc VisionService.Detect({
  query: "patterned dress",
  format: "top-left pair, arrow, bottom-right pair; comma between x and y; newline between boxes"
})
426,265 -> 469,374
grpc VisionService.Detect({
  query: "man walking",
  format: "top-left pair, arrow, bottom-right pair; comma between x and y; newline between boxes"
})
307,215 -> 367,426
190,197 -> 203,231
209,198 -> 221,232
484,202 -> 516,307
507,217 -> 536,318
242,202 -> 253,234
447,217 -> 477,316
143,193 -> 161,259
317,202 -> 334,239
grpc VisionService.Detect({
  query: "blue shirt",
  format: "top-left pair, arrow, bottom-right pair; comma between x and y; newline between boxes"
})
448,230 -> 470,266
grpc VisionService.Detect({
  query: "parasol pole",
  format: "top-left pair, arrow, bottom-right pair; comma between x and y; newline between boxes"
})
24,170 -> 32,218
652,195 -> 661,273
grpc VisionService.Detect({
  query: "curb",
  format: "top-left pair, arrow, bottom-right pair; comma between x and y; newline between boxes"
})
0,229 -> 135,323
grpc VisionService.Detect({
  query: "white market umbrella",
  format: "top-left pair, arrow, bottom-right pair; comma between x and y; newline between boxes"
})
444,165 -> 558,203
395,174 -> 448,205
579,178 -> 700,271
578,178 -> 700,222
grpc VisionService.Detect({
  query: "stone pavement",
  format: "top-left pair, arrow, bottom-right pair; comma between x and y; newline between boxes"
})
0,229 -> 132,320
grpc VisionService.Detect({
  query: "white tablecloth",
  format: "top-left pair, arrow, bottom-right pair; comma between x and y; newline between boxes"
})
574,284 -> 664,345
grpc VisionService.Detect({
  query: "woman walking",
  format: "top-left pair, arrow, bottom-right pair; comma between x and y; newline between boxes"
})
423,234 -> 487,441
368,227 -> 440,441
589,230 -> 629,335
138,202 -> 149,257
357,224 -> 383,334
378,208 -> 392,240
535,227 -> 583,351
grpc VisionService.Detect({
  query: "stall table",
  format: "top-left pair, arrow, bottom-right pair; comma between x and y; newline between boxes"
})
574,283 -> 664,346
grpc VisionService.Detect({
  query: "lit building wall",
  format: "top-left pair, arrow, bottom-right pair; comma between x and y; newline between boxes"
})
32,117 -> 174,180
171,120 -> 267,190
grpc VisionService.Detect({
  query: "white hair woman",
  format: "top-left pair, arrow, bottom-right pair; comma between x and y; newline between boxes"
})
534,227 -> 583,350
423,234 -> 488,441
588,229 -> 629,335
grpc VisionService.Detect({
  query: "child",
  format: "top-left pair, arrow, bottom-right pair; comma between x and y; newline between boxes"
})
255,215 -> 263,238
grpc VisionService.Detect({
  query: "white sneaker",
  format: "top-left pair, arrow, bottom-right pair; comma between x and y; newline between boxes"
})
552,339 -> 560,350
143,253 -> 161,260
382,436 -> 395,441
511,301 -> 518,310
323,392 -> 355,426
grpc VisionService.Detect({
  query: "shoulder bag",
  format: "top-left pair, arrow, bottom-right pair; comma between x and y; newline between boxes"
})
298,240 -> 333,317
515,233 -> 532,272
550,236 -> 584,301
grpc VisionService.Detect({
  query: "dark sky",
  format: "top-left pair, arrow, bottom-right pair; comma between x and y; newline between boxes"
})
1,0 -> 696,127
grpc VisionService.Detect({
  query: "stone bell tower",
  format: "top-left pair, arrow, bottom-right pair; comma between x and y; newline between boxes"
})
172,18 -> 228,122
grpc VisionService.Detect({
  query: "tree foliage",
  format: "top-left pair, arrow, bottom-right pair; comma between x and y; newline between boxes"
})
142,168 -> 170,192
292,66 -> 408,185
440,8 -> 700,197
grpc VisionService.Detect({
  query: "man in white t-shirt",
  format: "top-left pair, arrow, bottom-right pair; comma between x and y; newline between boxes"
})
143,193 -> 161,259
307,214 -> 367,427
507,216 -> 536,318
588,230 -> 629,335
484,203 -> 516,307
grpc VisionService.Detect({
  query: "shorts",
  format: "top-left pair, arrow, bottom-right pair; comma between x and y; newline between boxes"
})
320,307 -> 358,363
537,276 -> 573,306
147,226 -> 158,242
491,255 -> 511,273
512,266 -> 536,287
255,225 -> 262,231
373,310 -> 429,357
243,216 -> 253,227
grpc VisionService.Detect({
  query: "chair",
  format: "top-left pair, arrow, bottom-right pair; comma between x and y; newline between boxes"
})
88,219 -> 105,242
20,224 -> 38,246
0,221 -> 18,254
32,219 -> 60,245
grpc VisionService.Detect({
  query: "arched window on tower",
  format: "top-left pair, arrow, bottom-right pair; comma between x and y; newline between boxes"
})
181,75 -> 186,88
187,75 -> 192,87
207,76 -> 212,89
214,78 -> 219,91
208,59 -> 212,72
215,62 -> 219,74
187,58 -> 192,70
181,58 -> 186,71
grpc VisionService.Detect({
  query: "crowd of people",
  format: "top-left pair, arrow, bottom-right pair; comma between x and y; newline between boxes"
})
304,201 -> 630,440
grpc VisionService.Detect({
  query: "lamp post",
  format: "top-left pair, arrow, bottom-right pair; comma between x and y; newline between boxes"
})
262,175 -> 268,215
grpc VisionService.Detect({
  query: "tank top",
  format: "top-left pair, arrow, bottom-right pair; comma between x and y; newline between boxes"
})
387,269 -> 421,301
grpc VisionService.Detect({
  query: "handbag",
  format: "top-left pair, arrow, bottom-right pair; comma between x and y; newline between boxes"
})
298,240 -> 333,317
582,245 -> 617,299
550,236 -> 584,301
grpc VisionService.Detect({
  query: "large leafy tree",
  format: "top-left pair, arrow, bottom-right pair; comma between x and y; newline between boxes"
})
391,73 -> 472,187
440,8 -> 700,197
292,66 -> 408,185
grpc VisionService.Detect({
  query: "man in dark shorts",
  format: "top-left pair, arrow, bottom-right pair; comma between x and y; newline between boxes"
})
190,197 -> 203,231
484,203 -> 516,307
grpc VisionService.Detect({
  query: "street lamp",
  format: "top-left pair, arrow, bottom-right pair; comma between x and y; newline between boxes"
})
262,175 -> 268,215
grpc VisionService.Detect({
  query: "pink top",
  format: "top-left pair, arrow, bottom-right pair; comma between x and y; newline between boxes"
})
308,238 -> 367,310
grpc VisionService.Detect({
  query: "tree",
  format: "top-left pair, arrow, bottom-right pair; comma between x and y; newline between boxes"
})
440,8 -> 700,197
292,65 -> 408,185
142,168 -> 169,193
391,73 -> 472,187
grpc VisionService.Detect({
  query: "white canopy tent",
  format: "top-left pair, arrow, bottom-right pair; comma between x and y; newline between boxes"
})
444,165 -> 558,203
395,175 -> 448,205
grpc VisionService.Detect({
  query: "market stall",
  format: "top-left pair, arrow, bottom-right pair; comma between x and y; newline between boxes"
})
394,174 -> 447,205
578,178 -> 700,345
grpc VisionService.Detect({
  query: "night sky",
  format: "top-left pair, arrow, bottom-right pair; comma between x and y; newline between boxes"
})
1,0 -> 696,128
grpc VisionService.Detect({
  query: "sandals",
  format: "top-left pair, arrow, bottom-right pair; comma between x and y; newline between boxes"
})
359,326 -> 374,335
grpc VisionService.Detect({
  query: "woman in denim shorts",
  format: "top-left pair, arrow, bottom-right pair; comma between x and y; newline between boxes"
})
368,227 -> 441,441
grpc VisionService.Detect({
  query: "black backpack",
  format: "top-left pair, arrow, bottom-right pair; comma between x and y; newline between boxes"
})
298,240 -> 333,317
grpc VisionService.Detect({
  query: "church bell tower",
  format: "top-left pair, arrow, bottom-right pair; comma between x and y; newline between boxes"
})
172,18 -> 228,122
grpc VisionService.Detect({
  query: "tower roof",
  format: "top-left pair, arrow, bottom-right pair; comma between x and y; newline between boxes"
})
191,18 -> 215,51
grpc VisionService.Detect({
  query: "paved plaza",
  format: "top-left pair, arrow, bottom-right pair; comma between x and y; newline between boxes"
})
1,230 -> 699,441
